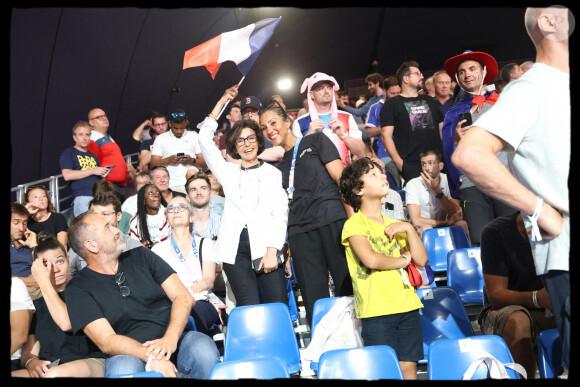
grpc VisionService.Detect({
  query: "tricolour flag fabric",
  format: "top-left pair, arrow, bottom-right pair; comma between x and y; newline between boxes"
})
183,17 -> 281,79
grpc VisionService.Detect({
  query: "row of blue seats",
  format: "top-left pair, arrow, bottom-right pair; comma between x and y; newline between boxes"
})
111,298 -> 562,379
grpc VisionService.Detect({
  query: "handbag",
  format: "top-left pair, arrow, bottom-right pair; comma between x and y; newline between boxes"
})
406,263 -> 435,288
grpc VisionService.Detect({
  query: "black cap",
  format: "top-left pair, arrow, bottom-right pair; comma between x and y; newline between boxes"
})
240,96 -> 262,112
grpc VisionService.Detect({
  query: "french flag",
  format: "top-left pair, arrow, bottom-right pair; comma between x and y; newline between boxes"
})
183,17 -> 281,79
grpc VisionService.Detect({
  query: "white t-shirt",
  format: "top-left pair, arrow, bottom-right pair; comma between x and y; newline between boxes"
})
404,173 -> 452,221
151,130 -> 202,187
11,277 -> 35,360
121,194 -> 138,217
152,235 -> 217,291
473,63 -> 570,274
382,189 -> 405,221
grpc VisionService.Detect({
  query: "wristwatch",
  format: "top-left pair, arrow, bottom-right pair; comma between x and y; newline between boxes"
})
435,192 -> 444,199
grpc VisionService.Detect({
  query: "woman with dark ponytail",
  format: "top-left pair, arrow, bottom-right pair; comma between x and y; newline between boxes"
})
11,232 -> 105,378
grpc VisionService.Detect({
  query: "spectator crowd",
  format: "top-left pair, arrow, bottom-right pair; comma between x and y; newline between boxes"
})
10,6 -> 570,380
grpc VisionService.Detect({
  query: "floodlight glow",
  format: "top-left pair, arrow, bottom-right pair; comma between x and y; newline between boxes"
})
278,79 -> 292,90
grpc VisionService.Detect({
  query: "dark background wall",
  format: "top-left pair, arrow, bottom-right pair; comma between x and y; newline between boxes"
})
9,6 -> 574,188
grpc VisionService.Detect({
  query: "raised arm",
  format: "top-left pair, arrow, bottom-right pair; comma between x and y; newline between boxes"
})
452,126 -> 564,239
31,259 -> 72,331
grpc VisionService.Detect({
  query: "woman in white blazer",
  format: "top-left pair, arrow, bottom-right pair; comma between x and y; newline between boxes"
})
197,85 -> 289,306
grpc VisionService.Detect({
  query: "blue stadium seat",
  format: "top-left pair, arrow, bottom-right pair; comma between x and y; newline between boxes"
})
187,315 -> 196,331
308,296 -> 353,372
317,345 -> 403,380
286,279 -> 299,322
422,226 -> 471,273
417,286 -> 474,365
428,335 -> 523,380
210,357 -> 290,379
223,303 -> 301,374
108,371 -> 164,378
447,247 -> 484,304
537,328 -> 563,379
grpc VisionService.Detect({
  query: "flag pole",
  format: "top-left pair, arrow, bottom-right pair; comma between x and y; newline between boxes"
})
215,75 -> 246,120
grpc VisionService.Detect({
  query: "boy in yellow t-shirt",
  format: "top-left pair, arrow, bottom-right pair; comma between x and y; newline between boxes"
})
339,157 -> 428,380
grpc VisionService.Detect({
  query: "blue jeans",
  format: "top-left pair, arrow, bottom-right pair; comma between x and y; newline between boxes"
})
104,331 -> 220,378
73,195 -> 93,217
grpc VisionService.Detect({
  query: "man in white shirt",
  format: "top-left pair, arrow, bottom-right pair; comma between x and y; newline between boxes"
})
452,6 -> 570,376
405,149 -> 468,238
150,109 -> 205,194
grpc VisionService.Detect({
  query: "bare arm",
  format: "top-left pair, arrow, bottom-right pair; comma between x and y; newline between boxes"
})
365,126 -> 381,138
61,167 -> 108,181
10,309 -> 33,356
31,259 -> 71,331
132,120 -> 151,142
258,146 -> 285,162
325,159 -> 354,218
349,235 -> 408,270
189,260 -> 217,295
452,126 -> 564,239
484,274 -> 552,311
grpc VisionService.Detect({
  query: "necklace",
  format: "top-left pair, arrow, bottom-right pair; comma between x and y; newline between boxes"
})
239,163 -> 261,211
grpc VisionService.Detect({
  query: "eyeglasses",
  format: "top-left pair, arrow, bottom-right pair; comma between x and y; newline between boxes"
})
242,110 -> 259,117
167,204 -> 190,214
171,112 -> 186,119
258,99 -> 285,116
115,272 -> 131,299
406,71 -> 423,77
236,134 -> 257,146
90,114 -> 107,121
153,122 -> 167,127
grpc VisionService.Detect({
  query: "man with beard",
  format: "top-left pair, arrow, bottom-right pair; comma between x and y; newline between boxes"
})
185,173 -> 221,243
65,212 -> 220,377
379,61 -> 444,185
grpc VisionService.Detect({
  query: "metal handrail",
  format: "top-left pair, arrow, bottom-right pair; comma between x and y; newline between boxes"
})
10,152 -> 140,213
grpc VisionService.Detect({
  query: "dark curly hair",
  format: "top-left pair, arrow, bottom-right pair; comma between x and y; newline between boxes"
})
225,119 -> 266,160
339,157 -> 384,212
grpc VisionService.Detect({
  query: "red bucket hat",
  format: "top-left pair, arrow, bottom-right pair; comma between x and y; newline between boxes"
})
444,50 -> 498,85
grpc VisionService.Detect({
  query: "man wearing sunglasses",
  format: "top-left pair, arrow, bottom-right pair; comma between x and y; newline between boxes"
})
150,109 -> 205,194
65,211 -> 220,378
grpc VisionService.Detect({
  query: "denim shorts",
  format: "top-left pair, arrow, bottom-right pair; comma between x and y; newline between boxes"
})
361,309 -> 423,362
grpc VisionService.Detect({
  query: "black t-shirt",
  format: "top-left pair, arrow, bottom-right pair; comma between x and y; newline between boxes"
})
480,211 -> 544,307
140,138 -> 155,152
379,94 -> 444,180
31,292 -> 104,363
65,247 -> 183,344
277,132 -> 346,236
28,212 -> 68,237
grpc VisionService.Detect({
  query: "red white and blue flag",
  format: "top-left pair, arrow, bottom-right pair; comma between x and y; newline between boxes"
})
183,17 -> 281,79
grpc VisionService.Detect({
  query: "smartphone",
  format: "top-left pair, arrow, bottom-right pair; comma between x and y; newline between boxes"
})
103,165 -> 115,177
458,112 -> 472,128
47,359 -> 60,369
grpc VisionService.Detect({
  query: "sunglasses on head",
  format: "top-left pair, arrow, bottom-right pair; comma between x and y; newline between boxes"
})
258,99 -> 286,116
171,112 -> 186,119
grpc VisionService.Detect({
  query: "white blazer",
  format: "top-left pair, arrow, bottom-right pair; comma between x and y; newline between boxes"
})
198,118 -> 289,265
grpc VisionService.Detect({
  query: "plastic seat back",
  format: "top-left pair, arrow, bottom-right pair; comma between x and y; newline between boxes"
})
537,328 -> 563,378
210,357 -> 290,379
286,279 -> 299,322
309,296 -> 351,372
447,247 -> 484,304
224,303 -> 301,374
422,226 -> 471,272
317,345 -> 403,380
417,287 -> 474,364
428,335 -> 522,380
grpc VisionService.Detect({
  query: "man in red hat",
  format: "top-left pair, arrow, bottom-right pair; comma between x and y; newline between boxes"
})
453,6 -> 570,377
440,50 -> 514,246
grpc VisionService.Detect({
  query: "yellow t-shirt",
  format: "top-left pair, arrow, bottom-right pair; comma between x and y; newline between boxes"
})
342,211 -> 423,319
